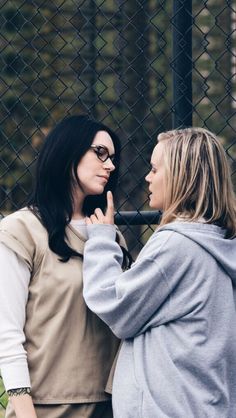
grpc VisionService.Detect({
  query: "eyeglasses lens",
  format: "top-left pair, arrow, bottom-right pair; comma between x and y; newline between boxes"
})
91,146 -> 115,164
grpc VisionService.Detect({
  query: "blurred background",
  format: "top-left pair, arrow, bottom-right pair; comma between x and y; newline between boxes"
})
0,0 -> 236,411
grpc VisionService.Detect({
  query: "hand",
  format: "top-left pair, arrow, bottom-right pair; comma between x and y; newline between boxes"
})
86,191 -> 114,225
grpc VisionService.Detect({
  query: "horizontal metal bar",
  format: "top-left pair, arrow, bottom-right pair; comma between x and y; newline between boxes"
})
0,212 -> 161,225
114,211 -> 161,225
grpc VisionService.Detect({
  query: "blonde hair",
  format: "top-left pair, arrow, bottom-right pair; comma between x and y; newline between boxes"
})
157,127 -> 236,238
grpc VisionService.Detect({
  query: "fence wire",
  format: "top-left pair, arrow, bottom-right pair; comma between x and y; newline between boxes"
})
0,0 -> 236,408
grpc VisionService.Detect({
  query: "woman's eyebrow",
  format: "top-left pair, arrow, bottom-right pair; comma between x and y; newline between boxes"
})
94,144 -> 115,153
93,143 -> 108,148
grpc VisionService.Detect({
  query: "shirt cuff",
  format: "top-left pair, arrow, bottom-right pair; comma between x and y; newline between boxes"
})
1,359 -> 31,391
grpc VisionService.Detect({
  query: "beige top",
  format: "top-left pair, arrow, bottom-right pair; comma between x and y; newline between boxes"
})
0,209 -> 121,404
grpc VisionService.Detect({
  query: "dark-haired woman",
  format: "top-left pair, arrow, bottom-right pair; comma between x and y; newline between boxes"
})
0,115 -> 129,418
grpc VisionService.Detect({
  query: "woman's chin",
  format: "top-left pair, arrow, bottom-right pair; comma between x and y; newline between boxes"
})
87,186 -> 105,196
148,200 -> 160,210
148,199 -> 154,208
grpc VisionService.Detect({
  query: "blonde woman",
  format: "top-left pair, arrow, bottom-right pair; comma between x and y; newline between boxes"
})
82,128 -> 236,418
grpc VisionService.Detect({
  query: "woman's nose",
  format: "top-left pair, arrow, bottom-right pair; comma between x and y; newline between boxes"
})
145,173 -> 150,182
103,158 -> 115,171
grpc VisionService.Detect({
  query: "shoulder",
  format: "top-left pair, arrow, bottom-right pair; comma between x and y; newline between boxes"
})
0,208 -> 45,235
0,208 -> 47,270
1,207 -> 39,224
139,226 -> 195,262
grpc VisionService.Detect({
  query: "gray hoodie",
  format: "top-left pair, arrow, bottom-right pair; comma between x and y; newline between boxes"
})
83,222 -> 236,418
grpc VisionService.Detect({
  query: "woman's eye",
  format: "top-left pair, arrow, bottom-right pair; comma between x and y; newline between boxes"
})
97,148 -> 107,157
151,167 -> 156,173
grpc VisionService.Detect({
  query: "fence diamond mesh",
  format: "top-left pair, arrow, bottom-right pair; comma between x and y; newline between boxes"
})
0,0 -> 236,409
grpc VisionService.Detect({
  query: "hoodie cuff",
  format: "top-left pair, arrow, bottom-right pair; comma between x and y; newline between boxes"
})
87,224 -> 117,240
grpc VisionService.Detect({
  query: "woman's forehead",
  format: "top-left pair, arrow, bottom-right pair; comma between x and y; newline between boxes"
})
92,131 -> 115,152
151,142 -> 165,163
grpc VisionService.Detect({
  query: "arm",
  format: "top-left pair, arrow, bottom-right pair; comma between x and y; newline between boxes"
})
83,224 -> 171,339
83,192 -> 192,339
83,194 -> 173,338
0,243 -> 37,418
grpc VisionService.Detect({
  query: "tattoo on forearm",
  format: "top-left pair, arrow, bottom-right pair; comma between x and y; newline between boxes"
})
7,387 -> 31,397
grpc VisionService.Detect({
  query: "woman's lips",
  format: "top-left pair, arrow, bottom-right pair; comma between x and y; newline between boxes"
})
97,175 -> 109,182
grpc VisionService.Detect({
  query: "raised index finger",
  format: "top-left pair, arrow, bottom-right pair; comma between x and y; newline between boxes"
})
106,191 -> 114,223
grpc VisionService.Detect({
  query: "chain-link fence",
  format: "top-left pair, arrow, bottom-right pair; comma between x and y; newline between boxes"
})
0,0 -> 236,410
0,376 -> 7,416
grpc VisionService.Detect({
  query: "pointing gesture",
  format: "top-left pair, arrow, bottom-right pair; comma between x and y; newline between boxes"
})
86,191 -> 114,225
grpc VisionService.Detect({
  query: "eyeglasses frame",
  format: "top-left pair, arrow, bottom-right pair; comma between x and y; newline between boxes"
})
90,144 -> 116,165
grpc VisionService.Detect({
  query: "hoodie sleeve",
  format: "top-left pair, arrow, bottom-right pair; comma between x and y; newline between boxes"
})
83,224 -> 183,339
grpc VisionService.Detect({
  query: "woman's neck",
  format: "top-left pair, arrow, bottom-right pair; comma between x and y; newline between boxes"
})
72,191 -> 85,220
72,213 -> 85,220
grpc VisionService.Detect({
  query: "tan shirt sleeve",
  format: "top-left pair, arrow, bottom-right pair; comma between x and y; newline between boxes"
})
0,210 -> 46,273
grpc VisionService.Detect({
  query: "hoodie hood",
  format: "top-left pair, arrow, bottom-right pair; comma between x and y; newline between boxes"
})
159,222 -> 236,284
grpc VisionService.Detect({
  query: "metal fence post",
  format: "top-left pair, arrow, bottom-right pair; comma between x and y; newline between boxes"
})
172,0 -> 193,128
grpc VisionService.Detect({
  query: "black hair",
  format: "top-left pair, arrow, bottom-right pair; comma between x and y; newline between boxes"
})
27,114 -> 131,267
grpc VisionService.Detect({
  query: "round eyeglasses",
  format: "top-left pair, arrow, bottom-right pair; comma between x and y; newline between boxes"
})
90,145 -> 116,165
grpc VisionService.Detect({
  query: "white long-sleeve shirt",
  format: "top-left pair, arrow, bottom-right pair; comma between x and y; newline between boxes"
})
0,219 -> 87,391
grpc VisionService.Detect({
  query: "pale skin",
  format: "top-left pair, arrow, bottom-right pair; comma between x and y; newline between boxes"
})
10,395 -> 37,418
72,131 -> 115,219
